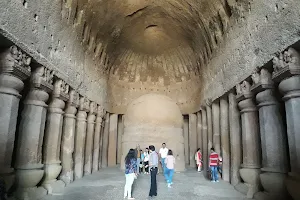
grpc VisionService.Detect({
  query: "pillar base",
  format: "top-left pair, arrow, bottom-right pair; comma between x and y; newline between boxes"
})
0,171 -> 15,192
286,173 -> 300,200
59,170 -> 73,185
42,180 -> 65,195
258,171 -> 288,199
234,182 -> 248,195
240,168 -> 261,198
14,186 -> 47,200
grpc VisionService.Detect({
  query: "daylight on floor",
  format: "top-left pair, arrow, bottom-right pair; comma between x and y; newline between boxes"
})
0,0 -> 300,200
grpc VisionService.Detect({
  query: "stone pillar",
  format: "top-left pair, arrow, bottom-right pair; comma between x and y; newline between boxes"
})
0,46 -> 31,191
228,91 -> 242,186
14,66 -> 53,200
188,114 -> 197,167
108,114 -> 118,167
212,100 -> 221,154
273,47 -> 300,200
98,117 -> 105,168
250,68 -> 289,200
206,99 -> 213,151
92,106 -> 104,173
197,112 -> 202,151
117,115 -> 124,164
201,106 -> 208,177
236,81 -> 261,198
74,97 -> 89,180
84,102 -> 97,175
42,78 -> 69,194
183,116 -> 189,165
101,112 -> 110,168
220,95 -> 230,182
59,90 -> 79,185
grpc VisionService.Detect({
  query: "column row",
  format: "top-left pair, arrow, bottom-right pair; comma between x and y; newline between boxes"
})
0,46 -> 109,200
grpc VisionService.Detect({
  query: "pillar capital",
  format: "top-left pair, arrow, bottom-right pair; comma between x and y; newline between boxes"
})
250,67 -> 274,94
0,45 -> 31,80
272,47 -> 300,82
236,80 -> 253,102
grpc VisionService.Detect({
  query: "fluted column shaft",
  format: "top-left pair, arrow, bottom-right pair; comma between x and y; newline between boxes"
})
228,92 -> 242,186
74,97 -> 89,180
84,102 -> 97,175
201,108 -> 208,177
14,66 -> 53,200
212,101 -> 221,154
238,96 -> 261,198
108,114 -> 118,167
117,115 -> 124,164
0,46 -> 31,192
92,107 -> 103,173
183,116 -> 189,164
101,113 -> 110,168
254,89 -> 289,199
189,114 -> 197,167
279,75 -> 300,200
98,119 -> 105,168
42,79 -> 68,194
59,90 -> 79,185
206,104 -> 213,151
197,112 -> 203,151
220,96 -> 230,182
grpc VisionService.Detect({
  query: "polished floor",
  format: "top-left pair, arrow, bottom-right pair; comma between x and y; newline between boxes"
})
43,167 -> 246,200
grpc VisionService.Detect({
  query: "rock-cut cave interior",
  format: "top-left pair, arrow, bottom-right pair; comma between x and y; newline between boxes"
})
0,0 -> 300,200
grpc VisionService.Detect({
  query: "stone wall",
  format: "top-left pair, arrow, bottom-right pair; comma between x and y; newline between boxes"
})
0,0 -> 107,104
200,0 -> 300,104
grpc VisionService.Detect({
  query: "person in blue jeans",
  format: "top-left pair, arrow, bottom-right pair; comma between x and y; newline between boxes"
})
209,147 -> 219,182
164,149 -> 175,188
159,143 -> 168,174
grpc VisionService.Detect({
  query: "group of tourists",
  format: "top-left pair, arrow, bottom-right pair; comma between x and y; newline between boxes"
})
123,143 -> 175,199
124,143 -> 222,199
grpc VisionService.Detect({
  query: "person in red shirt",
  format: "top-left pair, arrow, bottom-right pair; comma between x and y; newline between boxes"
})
209,147 -> 219,182
195,148 -> 202,172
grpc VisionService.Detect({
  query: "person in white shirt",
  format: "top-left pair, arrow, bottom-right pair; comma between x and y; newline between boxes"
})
143,148 -> 150,174
159,143 -> 168,174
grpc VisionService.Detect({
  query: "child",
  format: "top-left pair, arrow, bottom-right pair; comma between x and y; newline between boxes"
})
164,149 -> 175,188
195,148 -> 202,172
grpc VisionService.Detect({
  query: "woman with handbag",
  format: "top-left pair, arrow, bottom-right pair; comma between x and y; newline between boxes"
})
124,149 -> 137,200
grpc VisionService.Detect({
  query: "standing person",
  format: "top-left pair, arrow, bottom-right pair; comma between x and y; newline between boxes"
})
140,150 -> 144,174
124,149 -> 137,200
159,143 -> 168,174
195,148 -> 202,172
164,149 -> 175,188
209,147 -> 219,182
148,145 -> 158,198
135,144 -> 141,175
143,148 -> 150,174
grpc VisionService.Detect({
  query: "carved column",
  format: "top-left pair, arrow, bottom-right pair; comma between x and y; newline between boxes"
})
201,106 -> 208,177
108,114 -> 118,167
220,95 -> 230,182
98,115 -> 105,168
228,91 -> 242,186
206,99 -> 213,151
197,112 -> 203,151
84,102 -> 97,175
74,97 -> 89,180
14,66 -> 53,200
101,112 -> 110,168
236,81 -> 261,198
212,100 -> 221,154
92,106 -> 104,173
42,78 -> 69,194
183,116 -> 189,165
251,68 -> 289,199
273,47 -> 300,200
117,115 -> 124,164
189,114 -> 197,167
0,46 -> 31,191
59,90 -> 79,185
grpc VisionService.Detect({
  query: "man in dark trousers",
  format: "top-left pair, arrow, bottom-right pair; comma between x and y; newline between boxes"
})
148,145 -> 158,199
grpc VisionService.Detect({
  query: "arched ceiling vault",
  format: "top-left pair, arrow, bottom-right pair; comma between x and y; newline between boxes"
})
63,0 -> 249,80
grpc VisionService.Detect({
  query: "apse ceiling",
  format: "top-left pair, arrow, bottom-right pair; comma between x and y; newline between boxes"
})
67,0 -> 248,81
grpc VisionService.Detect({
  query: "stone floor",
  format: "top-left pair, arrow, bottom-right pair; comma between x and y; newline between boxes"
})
43,167 -> 246,200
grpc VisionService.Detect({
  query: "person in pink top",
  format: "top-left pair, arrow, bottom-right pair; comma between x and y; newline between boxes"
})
164,149 -> 175,188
